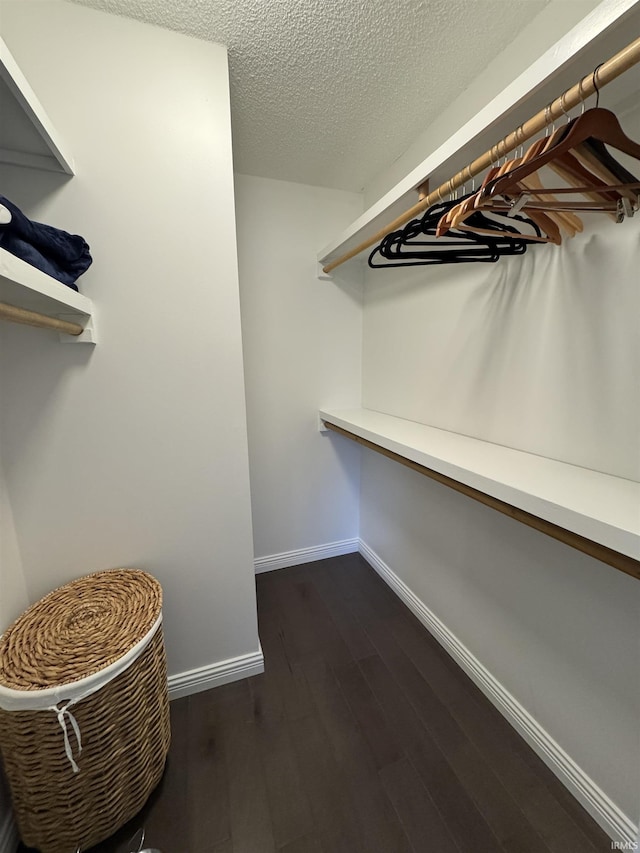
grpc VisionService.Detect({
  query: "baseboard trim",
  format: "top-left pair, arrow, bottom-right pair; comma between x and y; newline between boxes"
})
167,645 -> 264,700
358,539 -> 637,845
254,538 -> 359,573
0,812 -> 18,853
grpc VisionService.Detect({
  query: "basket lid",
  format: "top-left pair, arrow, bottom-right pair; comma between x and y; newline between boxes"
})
0,569 -> 162,691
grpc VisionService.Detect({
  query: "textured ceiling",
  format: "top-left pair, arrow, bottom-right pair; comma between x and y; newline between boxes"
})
68,0 -> 549,191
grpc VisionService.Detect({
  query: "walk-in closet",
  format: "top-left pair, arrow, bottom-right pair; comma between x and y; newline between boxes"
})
0,0 -> 638,851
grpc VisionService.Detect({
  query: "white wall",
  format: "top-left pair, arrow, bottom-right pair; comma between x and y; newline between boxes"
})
0,1 -> 259,679
235,174 -> 363,562
0,353 -> 28,630
363,217 -> 640,479
360,455 -> 640,826
0,452 -> 27,631
358,103 -> 640,833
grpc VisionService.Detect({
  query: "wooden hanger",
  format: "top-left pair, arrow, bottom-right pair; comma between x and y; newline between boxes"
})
484,108 -> 640,200
474,107 -> 640,223
542,153 -> 624,220
519,171 -> 583,235
439,139 -> 564,243
436,149 -> 516,235
495,132 -> 583,236
572,141 -> 640,202
438,103 -> 640,240
439,134 -> 549,231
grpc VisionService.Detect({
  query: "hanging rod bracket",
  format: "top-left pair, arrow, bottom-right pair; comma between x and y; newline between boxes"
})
58,314 -> 97,344
317,261 -> 333,281
417,179 -> 430,201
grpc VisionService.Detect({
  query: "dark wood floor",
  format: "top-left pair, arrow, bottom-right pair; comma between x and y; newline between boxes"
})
20,554 -> 610,853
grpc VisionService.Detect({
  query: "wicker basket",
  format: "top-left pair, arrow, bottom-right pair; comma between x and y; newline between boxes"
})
0,569 -> 170,853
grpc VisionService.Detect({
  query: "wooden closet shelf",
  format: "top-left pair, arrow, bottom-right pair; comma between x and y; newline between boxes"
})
0,36 -> 74,174
0,249 -> 95,342
319,408 -> 640,580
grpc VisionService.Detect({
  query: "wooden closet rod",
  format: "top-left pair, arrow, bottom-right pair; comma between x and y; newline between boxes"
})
324,421 -> 640,581
323,34 -> 640,273
0,301 -> 83,336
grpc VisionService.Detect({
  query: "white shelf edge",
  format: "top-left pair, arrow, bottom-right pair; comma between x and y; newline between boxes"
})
0,249 -> 95,344
59,314 -> 97,344
317,0 -> 640,267
320,407 -> 640,563
0,36 -> 74,176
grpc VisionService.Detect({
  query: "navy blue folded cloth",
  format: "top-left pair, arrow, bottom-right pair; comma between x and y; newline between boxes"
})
0,195 -> 92,291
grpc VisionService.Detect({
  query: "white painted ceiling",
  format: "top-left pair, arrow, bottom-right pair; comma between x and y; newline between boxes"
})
68,0 -> 550,191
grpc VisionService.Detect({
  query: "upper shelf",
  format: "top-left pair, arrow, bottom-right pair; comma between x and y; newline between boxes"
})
0,36 -> 74,175
320,408 -> 640,575
318,0 -> 640,270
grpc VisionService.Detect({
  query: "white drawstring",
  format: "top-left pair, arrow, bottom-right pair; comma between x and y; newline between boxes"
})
48,701 -> 83,773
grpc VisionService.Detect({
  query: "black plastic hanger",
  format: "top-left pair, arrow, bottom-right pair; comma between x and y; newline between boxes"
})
369,197 -> 541,268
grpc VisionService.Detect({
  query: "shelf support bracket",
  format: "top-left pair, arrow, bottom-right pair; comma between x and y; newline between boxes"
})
317,261 -> 333,281
58,314 -> 97,344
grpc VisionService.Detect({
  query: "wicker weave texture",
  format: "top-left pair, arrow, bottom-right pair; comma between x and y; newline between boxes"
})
0,570 -> 170,853
0,569 -> 163,690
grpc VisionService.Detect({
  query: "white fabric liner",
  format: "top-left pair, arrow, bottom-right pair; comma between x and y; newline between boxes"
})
0,612 -> 163,773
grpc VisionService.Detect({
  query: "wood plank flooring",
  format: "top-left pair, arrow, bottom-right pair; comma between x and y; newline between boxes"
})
18,554 -> 611,853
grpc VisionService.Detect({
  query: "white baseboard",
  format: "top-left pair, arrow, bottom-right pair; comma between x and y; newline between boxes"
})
358,539 -> 638,845
254,538 -> 359,573
0,811 -> 18,853
167,645 -> 264,700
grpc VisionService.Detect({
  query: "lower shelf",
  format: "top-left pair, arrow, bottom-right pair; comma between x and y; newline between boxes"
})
319,408 -> 640,580
0,248 -> 95,343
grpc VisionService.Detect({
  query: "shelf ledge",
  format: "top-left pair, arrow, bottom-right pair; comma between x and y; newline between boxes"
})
319,408 -> 640,578
0,36 -> 74,175
0,248 -> 95,343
